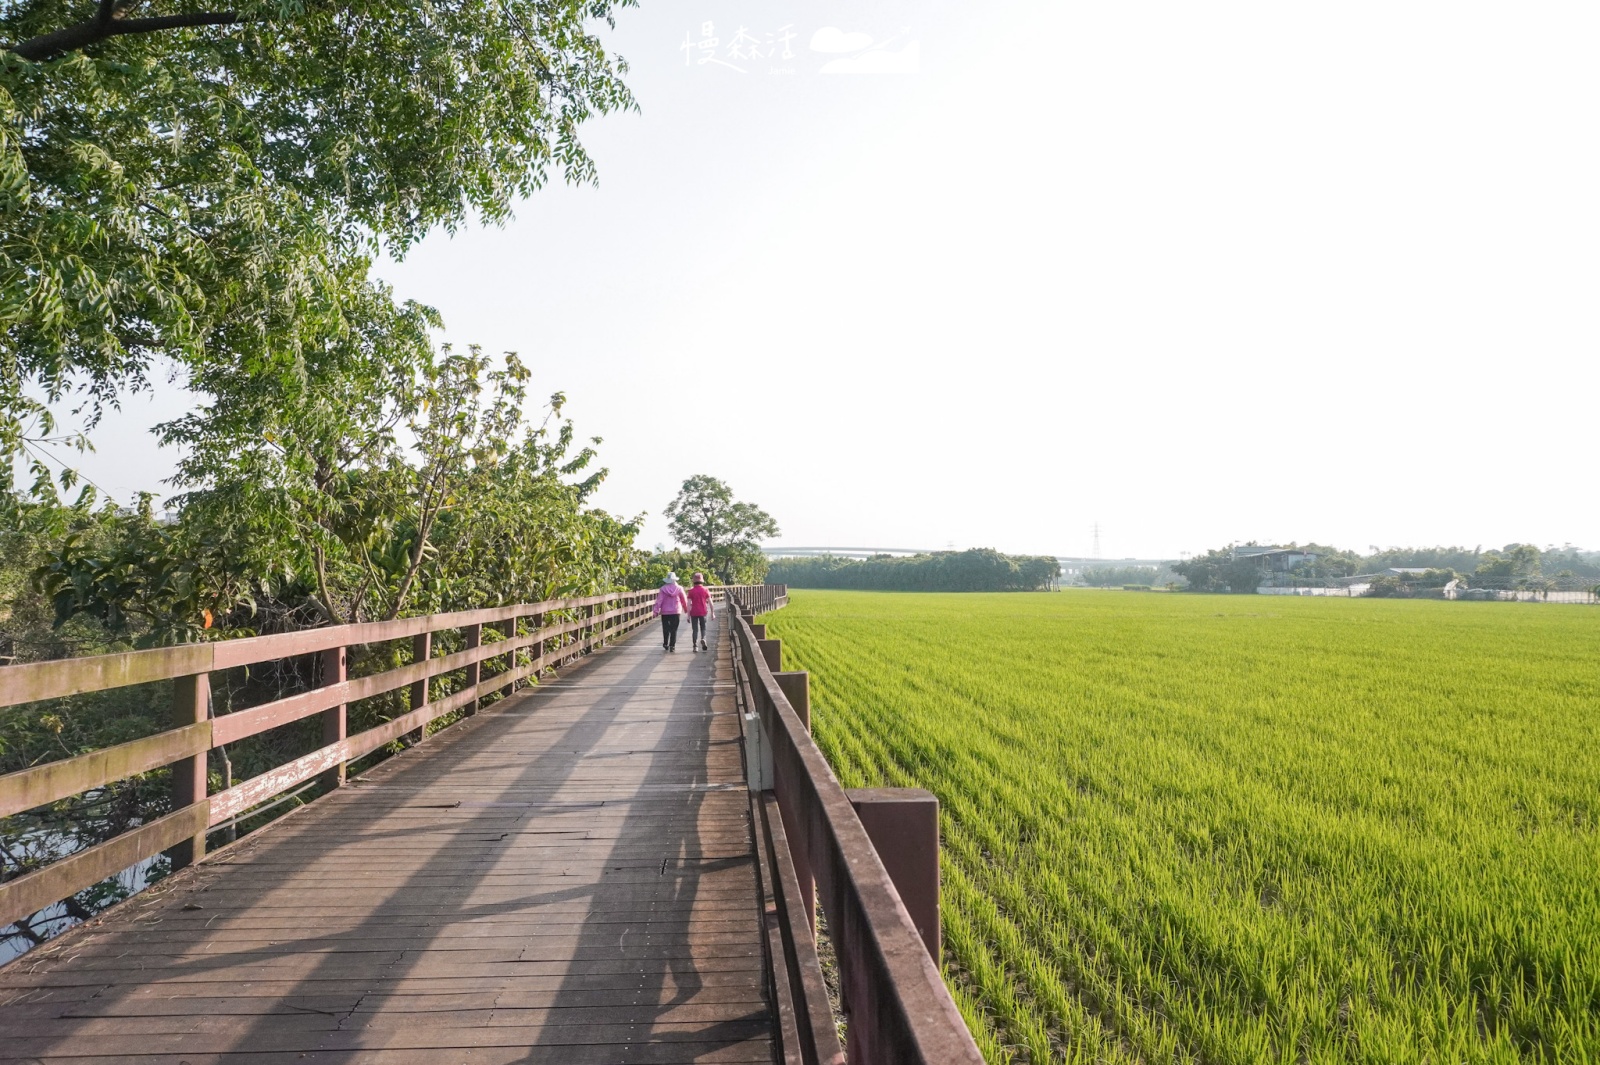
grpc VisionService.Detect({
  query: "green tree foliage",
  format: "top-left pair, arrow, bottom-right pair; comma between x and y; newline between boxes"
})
1285,543 -> 1363,579
1173,541 -> 1600,595
768,550 -> 1059,592
1,0 -> 635,490
662,475 -> 779,583
1171,549 -> 1267,594
1537,547 -> 1600,581
626,546 -> 768,590
1363,546 -> 1486,574
1473,544 -> 1542,584
1081,566 -> 1159,588
34,349 -> 637,643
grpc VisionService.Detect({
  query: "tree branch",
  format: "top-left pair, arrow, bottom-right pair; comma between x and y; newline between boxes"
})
385,491 -> 440,622
311,544 -> 347,626
9,8 -> 242,62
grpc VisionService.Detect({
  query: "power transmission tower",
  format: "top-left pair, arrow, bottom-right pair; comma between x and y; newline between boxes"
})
1092,522 -> 1101,559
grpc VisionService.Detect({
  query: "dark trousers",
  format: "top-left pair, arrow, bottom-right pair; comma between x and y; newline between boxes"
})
690,614 -> 707,647
660,613 -> 680,649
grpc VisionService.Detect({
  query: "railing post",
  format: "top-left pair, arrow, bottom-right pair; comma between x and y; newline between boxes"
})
320,645 -> 347,789
167,672 -> 210,869
558,608 -> 574,667
408,631 -> 431,745
749,622 -> 767,640
847,787 -> 941,962
463,624 -> 482,715
503,614 -> 522,695
774,670 -> 810,732
758,637 -> 782,672
774,670 -> 813,931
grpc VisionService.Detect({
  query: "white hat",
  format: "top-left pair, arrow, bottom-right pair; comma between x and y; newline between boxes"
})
664,572 -> 679,583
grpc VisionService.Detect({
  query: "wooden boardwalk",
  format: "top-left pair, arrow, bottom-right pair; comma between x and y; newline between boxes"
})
0,617 -> 775,1064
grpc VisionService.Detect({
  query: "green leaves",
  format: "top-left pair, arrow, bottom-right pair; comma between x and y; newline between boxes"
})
2,0 -> 636,488
1,1 -> 645,653
149,333 -> 637,631
663,475 -> 780,582
770,550 -> 1060,592
30,503 -> 253,645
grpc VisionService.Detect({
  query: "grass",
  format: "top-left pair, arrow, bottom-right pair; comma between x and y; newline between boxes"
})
761,590 -> 1600,1064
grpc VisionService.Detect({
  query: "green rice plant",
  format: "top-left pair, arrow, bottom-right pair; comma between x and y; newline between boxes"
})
763,591 -> 1600,1064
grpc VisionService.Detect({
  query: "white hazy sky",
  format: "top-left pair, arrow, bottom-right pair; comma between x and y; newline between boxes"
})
56,1 -> 1600,559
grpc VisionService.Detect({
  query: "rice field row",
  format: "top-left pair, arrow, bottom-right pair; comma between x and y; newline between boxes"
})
760,590 -> 1599,1064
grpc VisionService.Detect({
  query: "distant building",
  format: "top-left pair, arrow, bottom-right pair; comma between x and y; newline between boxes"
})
1232,546 -> 1318,573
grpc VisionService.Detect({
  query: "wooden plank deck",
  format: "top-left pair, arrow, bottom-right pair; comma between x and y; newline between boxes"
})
0,616 -> 775,1065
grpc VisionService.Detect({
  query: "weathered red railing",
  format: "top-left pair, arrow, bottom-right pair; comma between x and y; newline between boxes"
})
0,590 -> 657,929
726,587 -> 984,1065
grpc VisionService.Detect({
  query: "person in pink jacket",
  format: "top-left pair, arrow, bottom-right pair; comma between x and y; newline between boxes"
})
653,572 -> 691,652
687,572 -> 714,652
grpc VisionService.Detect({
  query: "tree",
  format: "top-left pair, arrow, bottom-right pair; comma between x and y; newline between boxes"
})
1287,543 -> 1363,579
32,346 -> 638,641
1171,548 -> 1266,594
1081,565 -> 1158,588
663,476 -> 779,583
1,0 -> 636,491
1172,549 -> 1229,592
768,550 -> 1058,592
1362,545 -> 1485,574
1473,544 -> 1542,587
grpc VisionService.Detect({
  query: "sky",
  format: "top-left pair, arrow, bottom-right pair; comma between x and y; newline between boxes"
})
54,1 -> 1600,559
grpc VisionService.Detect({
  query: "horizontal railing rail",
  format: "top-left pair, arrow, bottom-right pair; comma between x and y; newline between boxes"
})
725,586 -> 983,1065
0,590 -> 660,930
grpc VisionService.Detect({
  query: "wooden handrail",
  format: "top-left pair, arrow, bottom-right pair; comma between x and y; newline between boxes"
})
0,589 -> 661,929
0,592 -> 635,710
725,586 -> 984,1065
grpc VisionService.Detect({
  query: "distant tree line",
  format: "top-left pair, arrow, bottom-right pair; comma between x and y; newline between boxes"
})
768,550 -> 1059,592
1171,542 -> 1600,594
1080,566 -> 1164,588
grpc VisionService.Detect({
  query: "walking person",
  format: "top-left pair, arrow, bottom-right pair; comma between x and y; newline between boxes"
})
687,572 -> 713,652
654,572 -> 690,652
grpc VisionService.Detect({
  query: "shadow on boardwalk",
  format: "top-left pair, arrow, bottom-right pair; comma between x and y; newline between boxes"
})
0,615 -> 773,1065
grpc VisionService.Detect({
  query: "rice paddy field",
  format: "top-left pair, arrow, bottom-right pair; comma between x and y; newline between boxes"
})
759,590 -> 1599,1064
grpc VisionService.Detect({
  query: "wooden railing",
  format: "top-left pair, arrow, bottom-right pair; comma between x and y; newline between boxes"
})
0,590 -> 658,930
726,587 -> 984,1065
722,583 -> 788,614
3,581 -> 988,1060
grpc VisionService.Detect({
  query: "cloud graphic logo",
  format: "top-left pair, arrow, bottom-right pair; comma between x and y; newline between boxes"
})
820,41 -> 920,75
810,27 -> 875,54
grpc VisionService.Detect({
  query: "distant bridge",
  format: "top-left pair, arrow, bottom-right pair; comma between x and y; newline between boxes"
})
762,546 -> 1179,576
